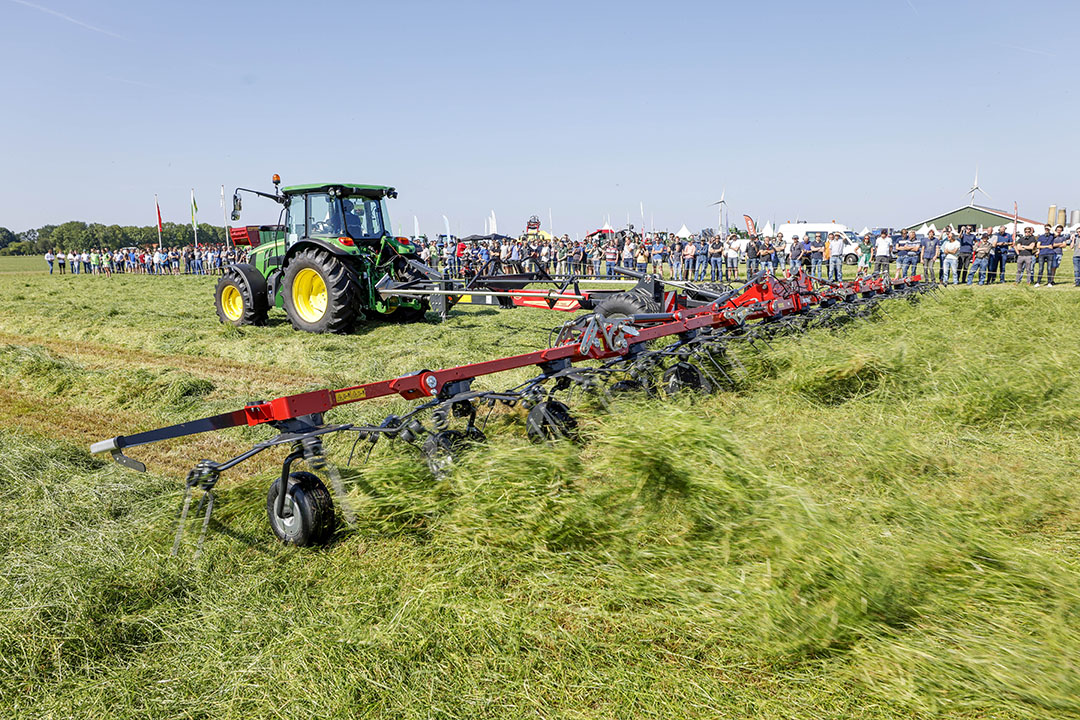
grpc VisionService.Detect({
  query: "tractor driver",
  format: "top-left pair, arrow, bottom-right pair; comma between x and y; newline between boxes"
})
342,199 -> 367,237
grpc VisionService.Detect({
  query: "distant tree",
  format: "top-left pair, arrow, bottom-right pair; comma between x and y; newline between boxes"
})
0,227 -> 16,250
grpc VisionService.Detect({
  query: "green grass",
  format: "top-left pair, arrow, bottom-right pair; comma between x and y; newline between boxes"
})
0,257 -> 1079,718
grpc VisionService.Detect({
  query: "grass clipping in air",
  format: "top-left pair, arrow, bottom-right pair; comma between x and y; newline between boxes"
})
1,286 -> 1080,718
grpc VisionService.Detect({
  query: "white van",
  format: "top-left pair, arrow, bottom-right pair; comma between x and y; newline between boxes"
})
774,223 -> 862,264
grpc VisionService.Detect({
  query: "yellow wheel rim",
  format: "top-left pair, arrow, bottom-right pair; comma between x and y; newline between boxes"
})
221,284 -> 244,322
292,268 -> 328,324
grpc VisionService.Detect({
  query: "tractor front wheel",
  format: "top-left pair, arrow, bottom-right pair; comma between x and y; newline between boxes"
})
215,269 -> 267,326
282,248 -> 362,333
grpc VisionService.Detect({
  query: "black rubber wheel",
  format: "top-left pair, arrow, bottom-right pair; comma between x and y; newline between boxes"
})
266,471 -> 336,546
215,267 -> 267,327
526,400 -> 578,442
844,254 -> 859,266
662,362 -> 714,395
594,292 -> 658,319
609,378 -> 655,397
282,247 -> 363,333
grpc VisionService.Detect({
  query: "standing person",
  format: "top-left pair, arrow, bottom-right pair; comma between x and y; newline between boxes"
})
777,232 -> 789,271
956,226 -> 975,284
651,237 -> 665,277
941,232 -> 960,284
723,235 -> 740,281
827,233 -> 844,282
1071,228 -> 1080,287
798,234 -> 813,273
969,234 -> 992,285
808,233 -> 825,277
681,238 -> 697,281
1051,224 -> 1066,286
873,230 -> 891,276
989,226 -> 1009,283
857,233 -> 872,277
920,230 -> 939,283
604,242 -> 618,276
708,234 -> 724,282
1035,226 -> 1056,286
45,249 -> 55,274
56,251 -> 66,274
694,238 -> 709,281
745,234 -> 761,280
1014,227 -> 1037,284
67,250 -> 78,275
635,244 -> 648,274
900,230 -> 920,279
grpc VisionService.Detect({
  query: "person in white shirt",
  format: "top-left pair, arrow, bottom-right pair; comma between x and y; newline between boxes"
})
873,231 -> 892,276
941,233 -> 961,284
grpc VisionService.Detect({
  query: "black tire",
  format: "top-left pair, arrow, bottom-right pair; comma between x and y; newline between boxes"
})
282,247 -> 363,333
609,378 -> 656,397
215,268 -> 267,326
662,362 -> 714,396
266,471 -> 335,546
844,253 -> 858,266
526,400 -> 578,442
594,292 -> 659,319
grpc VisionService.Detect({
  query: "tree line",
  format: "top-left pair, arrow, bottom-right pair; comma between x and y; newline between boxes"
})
0,221 -> 230,256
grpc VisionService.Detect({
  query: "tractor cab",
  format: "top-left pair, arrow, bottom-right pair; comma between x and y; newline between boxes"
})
280,184 -> 400,252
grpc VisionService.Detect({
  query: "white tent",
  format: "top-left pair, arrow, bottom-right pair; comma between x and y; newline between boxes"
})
760,221 -> 774,237
601,221 -> 614,232
927,223 -> 939,234
860,226 -> 871,236
675,224 -> 692,239
916,224 -> 930,235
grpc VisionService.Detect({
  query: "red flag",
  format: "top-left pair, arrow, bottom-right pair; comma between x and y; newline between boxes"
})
156,197 -> 163,233
743,214 -> 757,236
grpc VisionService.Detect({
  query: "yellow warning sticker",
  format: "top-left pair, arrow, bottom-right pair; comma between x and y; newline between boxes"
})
334,387 -> 367,403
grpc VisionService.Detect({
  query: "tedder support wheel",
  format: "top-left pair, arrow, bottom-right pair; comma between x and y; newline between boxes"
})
526,400 -> 578,442
282,247 -> 362,333
215,269 -> 267,326
594,291 -> 659,319
388,300 -> 430,323
662,362 -> 714,396
266,471 -> 336,546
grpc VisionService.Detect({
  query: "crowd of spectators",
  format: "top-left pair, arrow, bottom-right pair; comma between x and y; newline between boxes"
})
43,245 -> 247,277
42,223 -> 1080,288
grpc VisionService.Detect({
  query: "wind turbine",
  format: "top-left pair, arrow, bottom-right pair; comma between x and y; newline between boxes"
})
968,168 -> 991,206
709,189 -> 727,239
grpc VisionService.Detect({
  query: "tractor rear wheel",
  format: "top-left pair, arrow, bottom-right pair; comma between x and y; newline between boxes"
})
215,269 -> 267,326
266,472 -> 336,546
282,248 -> 362,333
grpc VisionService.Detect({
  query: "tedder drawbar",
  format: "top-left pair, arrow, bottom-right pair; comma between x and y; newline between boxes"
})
93,268 -> 935,553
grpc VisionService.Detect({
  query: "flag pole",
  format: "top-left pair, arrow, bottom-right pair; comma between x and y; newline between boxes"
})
155,194 -> 163,250
191,188 -> 199,248
222,185 -> 230,248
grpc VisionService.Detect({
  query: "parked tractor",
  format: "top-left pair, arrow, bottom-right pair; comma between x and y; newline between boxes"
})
217,176 -> 429,333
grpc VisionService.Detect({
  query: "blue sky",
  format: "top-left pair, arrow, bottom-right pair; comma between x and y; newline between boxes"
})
1,0 -> 1077,236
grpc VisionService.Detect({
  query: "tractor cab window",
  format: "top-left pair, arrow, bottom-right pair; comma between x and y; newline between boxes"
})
308,193 -> 344,237
286,195 -> 305,246
341,197 -> 384,239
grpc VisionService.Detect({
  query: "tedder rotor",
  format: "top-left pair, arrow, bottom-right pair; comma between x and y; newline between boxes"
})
93,267 -> 936,553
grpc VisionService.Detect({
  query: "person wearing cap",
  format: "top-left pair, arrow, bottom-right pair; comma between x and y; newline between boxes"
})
920,229 -> 939,283
969,233 -> 992,285
1014,227 -> 1037,284
989,226 -> 1009,283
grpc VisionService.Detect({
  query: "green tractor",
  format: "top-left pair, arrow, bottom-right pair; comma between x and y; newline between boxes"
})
216,175 -> 429,333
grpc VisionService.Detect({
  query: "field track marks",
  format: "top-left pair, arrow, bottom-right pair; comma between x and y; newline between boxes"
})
0,331 -> 324,388
1,385 -> 279,480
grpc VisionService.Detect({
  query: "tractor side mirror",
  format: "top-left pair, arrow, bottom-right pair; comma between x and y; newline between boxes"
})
231,193 -> 242,222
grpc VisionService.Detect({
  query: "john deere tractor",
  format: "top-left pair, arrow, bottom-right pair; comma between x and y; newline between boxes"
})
216,176 -> 429,333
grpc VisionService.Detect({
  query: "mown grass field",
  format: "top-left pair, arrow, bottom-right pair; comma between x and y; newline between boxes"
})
1,256 -> 1078,719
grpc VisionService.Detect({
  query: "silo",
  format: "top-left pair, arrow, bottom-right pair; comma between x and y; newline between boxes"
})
1048,205 -> 1057,224
1071,209 -> 1080,227
1057,209 -> 1067,227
